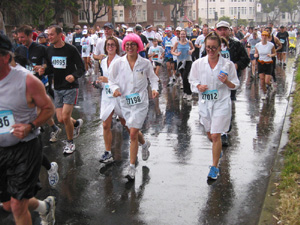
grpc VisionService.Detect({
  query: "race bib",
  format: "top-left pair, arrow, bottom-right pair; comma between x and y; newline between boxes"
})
251,46 -> 255,51
165,40 -> 172,47
202,89 -> 219,101
221,50 -> 230,59
104,84 -> 113,98
0,110 -> 15,135
52,56 -> 67,69
82,45 -> 87,53
75,37 -> 81,43
125,93 -> 142,106
280,39 -> 285,44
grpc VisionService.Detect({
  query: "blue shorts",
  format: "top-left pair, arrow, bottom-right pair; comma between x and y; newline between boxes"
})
250,54 -> 256,61
54,88 -> 78,108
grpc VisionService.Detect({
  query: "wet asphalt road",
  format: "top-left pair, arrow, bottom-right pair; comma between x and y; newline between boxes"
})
0,52 -> 298,225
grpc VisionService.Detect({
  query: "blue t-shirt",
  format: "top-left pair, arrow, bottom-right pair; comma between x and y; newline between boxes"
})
162,35 -> 174,58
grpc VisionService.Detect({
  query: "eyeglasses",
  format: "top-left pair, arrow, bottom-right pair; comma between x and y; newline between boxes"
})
125,42 -> 137,48
206,46 -> 219,52
107,43 -> 116,47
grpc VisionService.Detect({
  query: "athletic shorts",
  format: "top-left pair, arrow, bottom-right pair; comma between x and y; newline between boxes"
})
54,88 -> 78,108
0,138 -> 42,202
164,57 -> 173,63
277,44 -> 287,53
250,54 -> 256,61
258,62 -> 273,75
154,62 -> 162,67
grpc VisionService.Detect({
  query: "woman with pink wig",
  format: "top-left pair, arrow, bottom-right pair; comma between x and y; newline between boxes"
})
108,33 -> 159,180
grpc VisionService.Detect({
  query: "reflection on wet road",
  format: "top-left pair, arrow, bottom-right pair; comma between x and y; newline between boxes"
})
0,54 -> 297,225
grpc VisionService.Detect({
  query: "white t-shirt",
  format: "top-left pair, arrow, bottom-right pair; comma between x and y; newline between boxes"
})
255,41 -> 274,62
148,46 -> 164,63
80,36 -> 92,57
94,36 -> 123,56
195,34 -> 206,58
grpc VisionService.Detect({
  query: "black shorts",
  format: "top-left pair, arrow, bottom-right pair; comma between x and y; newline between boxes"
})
277,44 -> 287,53
258,62 -> 273,75
154,62 -> 162,67
0,138 -> 42,202
164,57 -> 173,63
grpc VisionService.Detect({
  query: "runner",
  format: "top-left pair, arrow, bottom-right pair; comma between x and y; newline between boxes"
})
248,32 -> 261,77
162,27 -> 176,86
39,25 -> 85,154
148,38 -> 164,78
254,31 -> 276,100
171,30 -> 195,101
80,29 -> 93,76
0,33 -> 56,225
108,33 -> 159,180
189,31 -> 240,180
276,25 -> 289,66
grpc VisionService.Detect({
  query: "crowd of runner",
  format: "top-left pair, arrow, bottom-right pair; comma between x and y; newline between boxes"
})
0,20 -> 298,224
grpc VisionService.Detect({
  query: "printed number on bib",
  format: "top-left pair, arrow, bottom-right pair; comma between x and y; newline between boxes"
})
75,37 -> 81,43
202,90 -> 219,101
251,46 -> 255,51
0,110 -> 15,135
126,93 -> 142,106
280,39 -> 285,44
221,50 -> 230,59
52,56 -> 67,69
105,84 -> 113,98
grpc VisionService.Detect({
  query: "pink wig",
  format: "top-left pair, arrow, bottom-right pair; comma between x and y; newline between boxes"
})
122,33 -> 144,53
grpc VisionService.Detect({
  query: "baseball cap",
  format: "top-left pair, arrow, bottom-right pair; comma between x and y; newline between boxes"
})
216,21 -> 230,29
38,33 -> 48,39
165,27 -> 172,32
0,34 -> 12,51
126,27 -> 133,32
103,22 -> 114,29
75,25 -> 81,30
82,29 -> 88,35
135,25 -> 143,32
83,25 -> 88,29
175,27 -> 182,31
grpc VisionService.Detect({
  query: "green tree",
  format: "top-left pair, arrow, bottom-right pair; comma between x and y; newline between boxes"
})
162,0 -> 187,28
198,17 -> 202,26
218,16 -> 232,25
52,0 -> 80,25
237,19 -> 248,27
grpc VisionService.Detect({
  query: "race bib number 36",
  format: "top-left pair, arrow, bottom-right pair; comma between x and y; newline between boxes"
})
52,56 -> 67,69
0,110 -> 15,135
202,89 -> 219,101
125,93 -> 142,106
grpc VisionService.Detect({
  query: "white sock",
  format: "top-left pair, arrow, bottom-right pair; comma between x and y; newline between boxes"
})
130,164 -> 135,168
34,200 -> 48,214
142,142 -> 147,148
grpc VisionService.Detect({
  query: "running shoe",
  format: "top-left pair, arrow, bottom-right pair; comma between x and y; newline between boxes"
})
99,151 -> 114,163
167,78 -> 173,86
261,93 -> 266,100
73,119 -> 83,139
63,142 -> 76,154
142,140 -> 151,161
207,166 -> 219,180
40,196 -> 56,225
221,133 -> 229,147
125,166 -> 136,180
48,162 -> 59,187
182,93 -> 187,99
49,128 -> 62,143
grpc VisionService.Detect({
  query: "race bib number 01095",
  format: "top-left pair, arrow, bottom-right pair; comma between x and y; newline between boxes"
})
52,56 -> 67,69
125,93 -> 142,106
0,110 -> 15,135
202,89 -> 219,101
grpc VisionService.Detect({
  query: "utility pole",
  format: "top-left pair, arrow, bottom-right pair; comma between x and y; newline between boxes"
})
207,0 -> 209,25
112,0 -> 115,27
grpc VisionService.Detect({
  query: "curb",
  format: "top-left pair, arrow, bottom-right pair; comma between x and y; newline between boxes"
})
258,53 -> 299,225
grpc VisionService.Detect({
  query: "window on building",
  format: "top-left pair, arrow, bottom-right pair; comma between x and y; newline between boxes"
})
154,10 -> 157,19
249,7 -> 253,15
129,10 -> 132,18
160,10 -> 164,18
120,10 -> 123,18
143,10 -> 146,20
221,7 -> 225,15
234,7 -> 237,15
152,0 -> 156,3
79,10 -> 85,21
137,10 -> 141,18
114,10 -> 117,17
189,10 -> 192,17
282,12 -> 285,19
193,10 -> 196,19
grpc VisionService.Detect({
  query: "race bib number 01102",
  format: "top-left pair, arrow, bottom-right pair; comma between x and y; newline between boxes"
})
52,56 -> 67,69
202,89 -> 219,101
0,110 -> 15,135
125,93 -> 142,106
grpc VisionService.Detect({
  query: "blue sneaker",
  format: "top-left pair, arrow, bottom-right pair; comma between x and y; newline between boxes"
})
208,166 -> 219,180
99,151 -> 114,163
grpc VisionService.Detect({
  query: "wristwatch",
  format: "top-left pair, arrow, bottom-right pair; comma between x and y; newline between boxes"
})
29,122 -> 36,133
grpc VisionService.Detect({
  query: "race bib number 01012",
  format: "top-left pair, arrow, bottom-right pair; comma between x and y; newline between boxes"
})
0,110 -> 15,135
52,56 -> 67,69
202,89 -> 219,101
125,93 -> 142,106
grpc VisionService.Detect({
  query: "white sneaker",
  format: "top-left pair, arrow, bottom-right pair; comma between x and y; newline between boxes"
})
63,142 -> 76,154
40,196 -> 56,225
48,162 -> 59,187
182,93 -> 187,99
167,78 -> 173,86
85,71 -> 90,76
186,95 -> 192,101
125,166 -> 136,180
73,119 -> 83,138
49,128 -> 62,143
142,140 -> 151,161
261,93 -> 266,100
